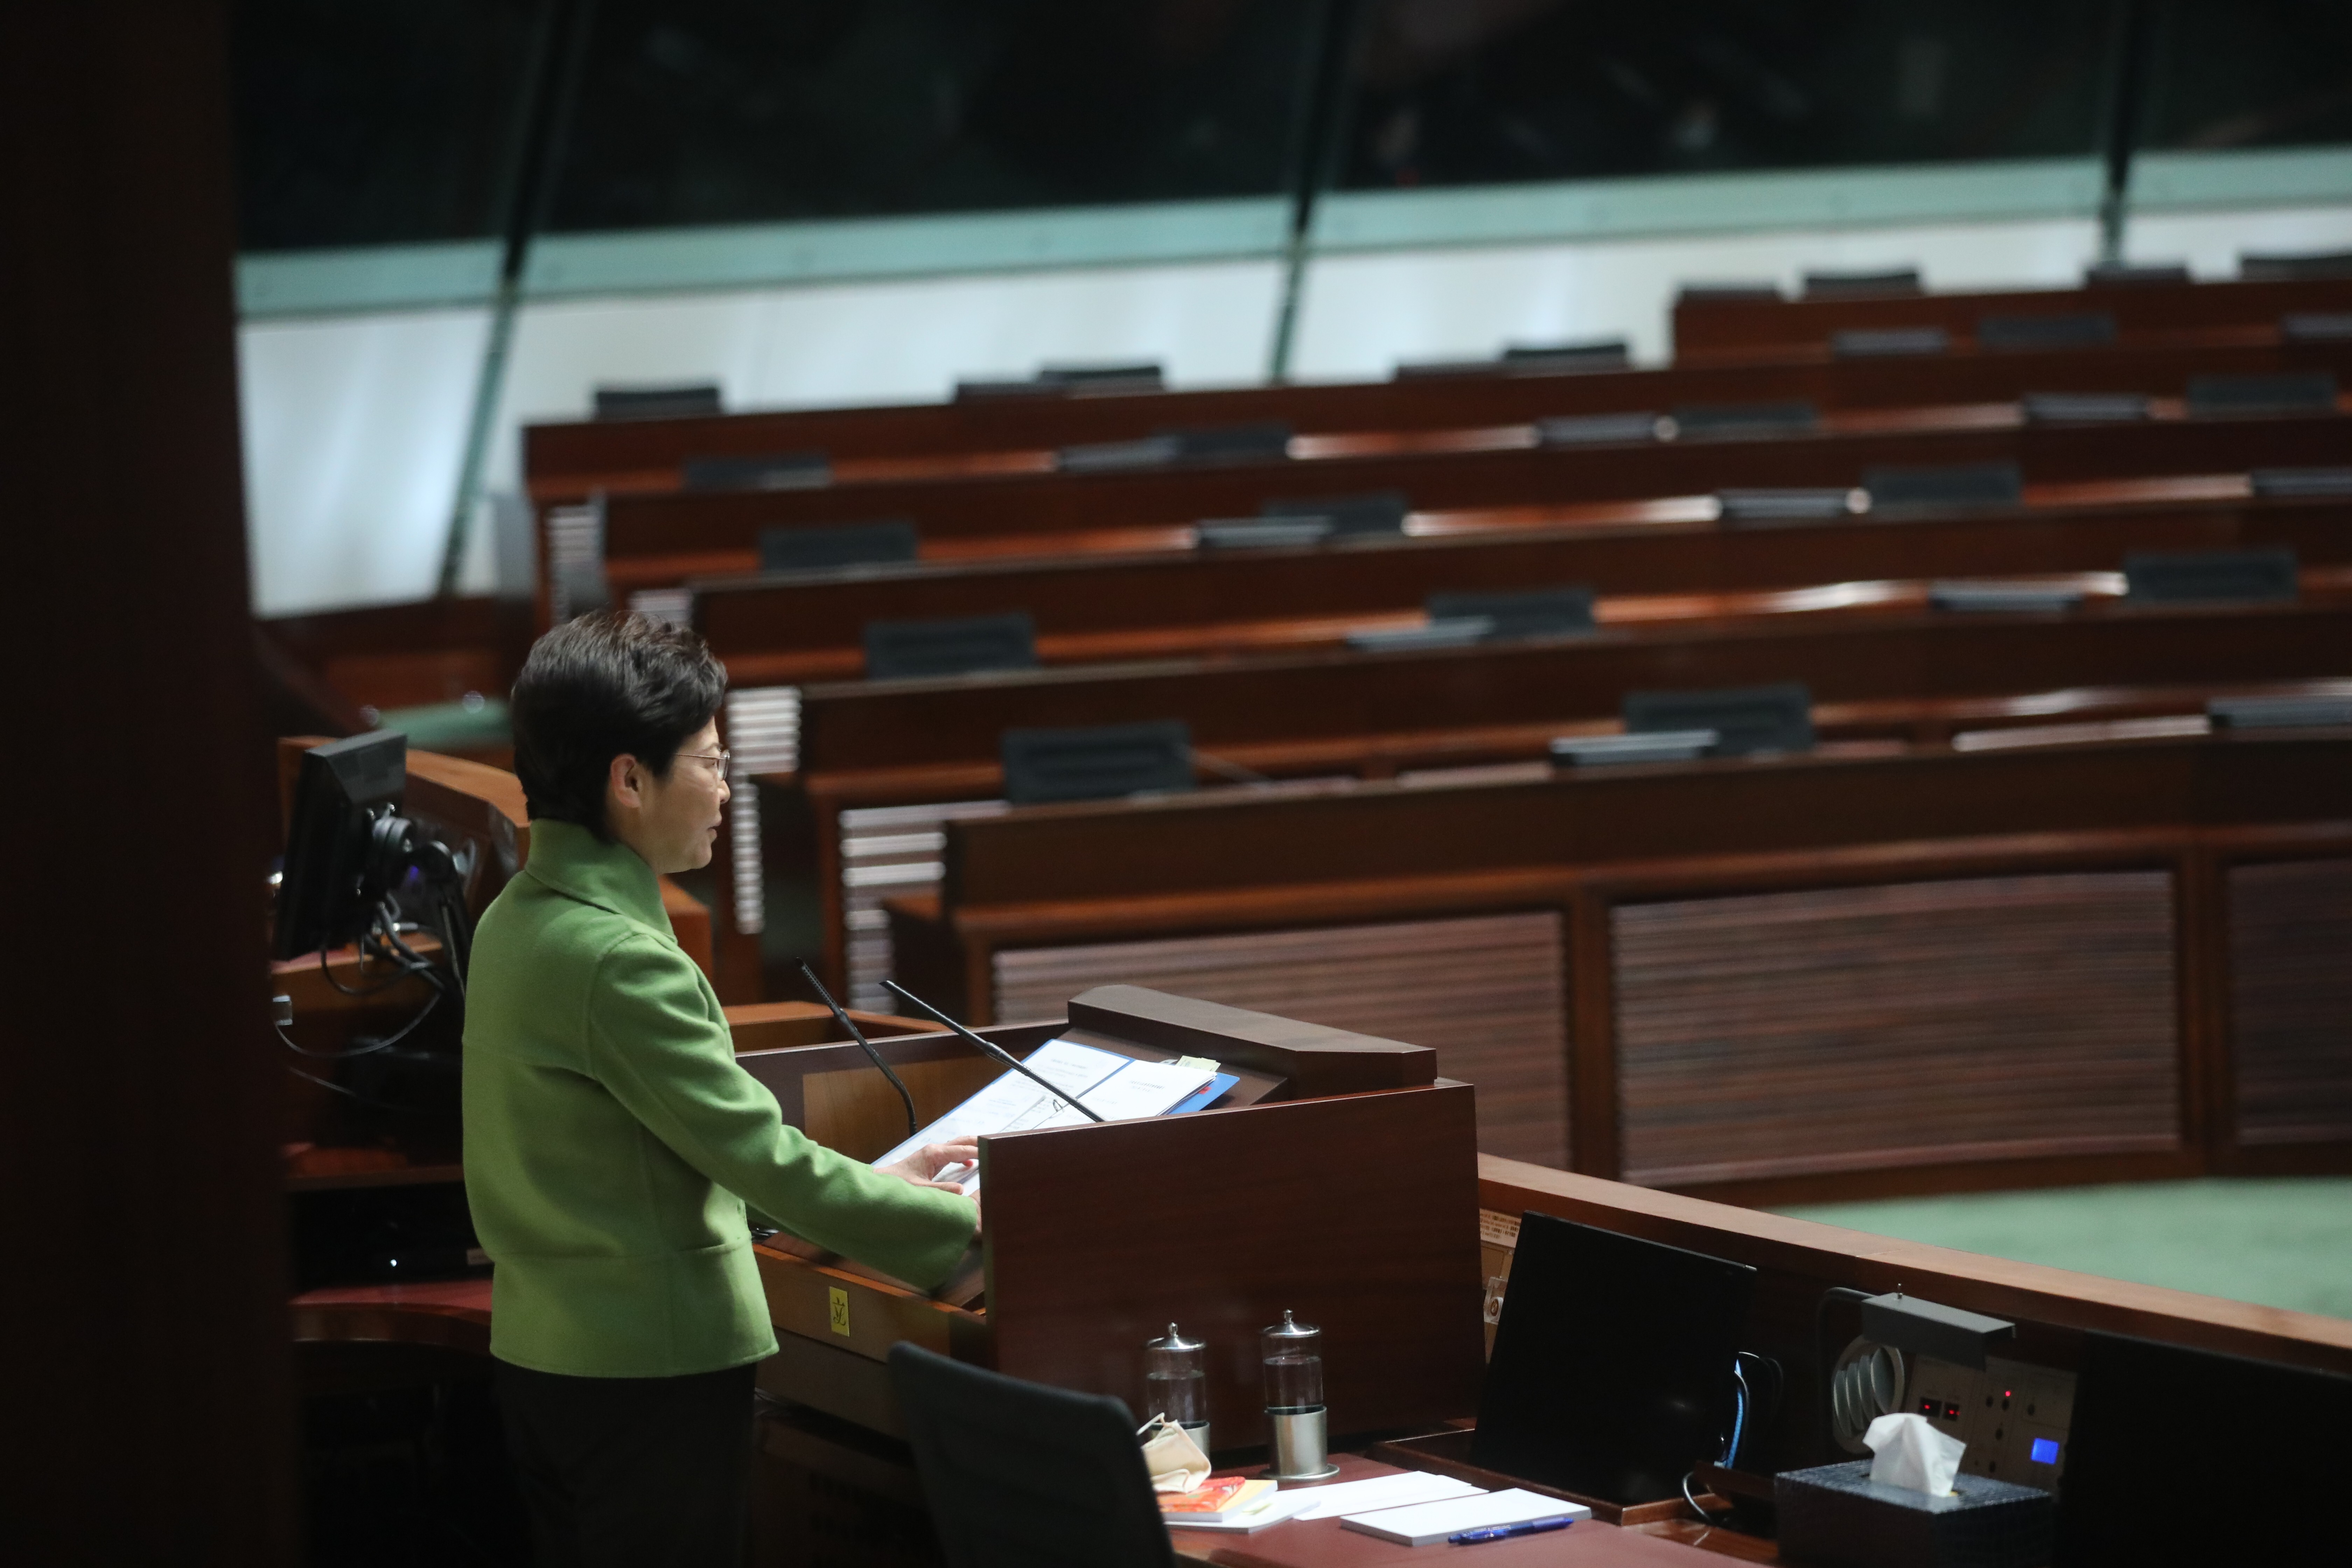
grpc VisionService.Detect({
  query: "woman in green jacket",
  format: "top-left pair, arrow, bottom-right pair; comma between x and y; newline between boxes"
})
463,610 -> 978,1566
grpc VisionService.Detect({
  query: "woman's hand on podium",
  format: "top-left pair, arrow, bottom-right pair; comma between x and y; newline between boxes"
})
878,1137 -> 979,1192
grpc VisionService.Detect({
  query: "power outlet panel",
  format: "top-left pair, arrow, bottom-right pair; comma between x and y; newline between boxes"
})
1906,1353 -> 2075,1490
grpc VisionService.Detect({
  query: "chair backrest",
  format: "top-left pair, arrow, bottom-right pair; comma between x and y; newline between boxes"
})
889,1343 -> 1176,1568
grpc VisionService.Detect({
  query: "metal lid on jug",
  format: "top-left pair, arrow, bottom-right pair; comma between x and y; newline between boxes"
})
1147,1322 -> 1205,1353
1260,1309 -> 1320,1343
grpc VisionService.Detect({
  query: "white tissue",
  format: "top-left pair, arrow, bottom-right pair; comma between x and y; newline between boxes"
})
1864,1412 -> 1965,1497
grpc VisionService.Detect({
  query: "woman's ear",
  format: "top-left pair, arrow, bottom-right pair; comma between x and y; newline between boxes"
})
607,752 -> 644,816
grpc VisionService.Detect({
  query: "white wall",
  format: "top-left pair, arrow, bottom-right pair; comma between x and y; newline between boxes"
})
237,306 -> 492,616
480,257 -> 1288,493
2112,202 -> 2352,279
238,259 -> 1286,615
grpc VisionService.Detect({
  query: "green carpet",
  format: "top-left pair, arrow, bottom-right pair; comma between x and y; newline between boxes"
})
1776,1178 -> 2352,1321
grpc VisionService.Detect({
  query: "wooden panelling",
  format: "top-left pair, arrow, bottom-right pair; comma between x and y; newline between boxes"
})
983,1081 -> 1487,1448
2230,856 -> 2352,1144
1612,873 -> 2182,1186
804,1056 -> 1003,1162
992,912 -> 1572,1167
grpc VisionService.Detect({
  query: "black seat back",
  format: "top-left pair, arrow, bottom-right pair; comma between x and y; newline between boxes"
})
890,1343 -> 1175,1568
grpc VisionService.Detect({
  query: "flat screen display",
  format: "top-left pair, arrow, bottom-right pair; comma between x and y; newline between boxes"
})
2056,1332 -> 2352,1564
1472,1212 -> 1755,1505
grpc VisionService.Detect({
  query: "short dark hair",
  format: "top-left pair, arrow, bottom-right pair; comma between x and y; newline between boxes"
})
510,611 -> 727,839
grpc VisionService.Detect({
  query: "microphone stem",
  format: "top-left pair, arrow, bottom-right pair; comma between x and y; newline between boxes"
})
883,980 -> 1107,1123
799,961 -> 919,1138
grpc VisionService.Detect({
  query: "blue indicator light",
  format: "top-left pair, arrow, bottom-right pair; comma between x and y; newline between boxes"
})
2030,1438 -> 2060,1465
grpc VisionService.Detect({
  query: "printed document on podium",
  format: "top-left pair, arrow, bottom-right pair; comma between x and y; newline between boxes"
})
872,1039 -> 1216,1193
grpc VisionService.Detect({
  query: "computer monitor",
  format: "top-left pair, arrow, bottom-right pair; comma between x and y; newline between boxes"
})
758,519 -> 921,574
2054,1332 -> 2352,1564
1473,1212 -> 1756,1504
274,731 -> 408,960
1624,682 -> 1814,756
863,612 -> 1038,681
1001,721 -> 1194,806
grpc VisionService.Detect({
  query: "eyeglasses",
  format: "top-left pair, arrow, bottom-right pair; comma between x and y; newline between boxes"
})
675,749 -> 732,779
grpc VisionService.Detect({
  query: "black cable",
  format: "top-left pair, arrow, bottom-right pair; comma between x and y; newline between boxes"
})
276,985 -> 442,1060
435,890 -> 470,998
1737,1350 -> 1787,1444
376,902 -> 443,978
1679,1471 -> 1717,1541
280,903 -> 451,1060
286,1061 -> 371,1100
283,1059 -> 439,1118
799,960 -> 917,1139
317,941 -> 414,998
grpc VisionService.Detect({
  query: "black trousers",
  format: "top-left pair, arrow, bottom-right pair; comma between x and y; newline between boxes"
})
494,1358 -> 756,1568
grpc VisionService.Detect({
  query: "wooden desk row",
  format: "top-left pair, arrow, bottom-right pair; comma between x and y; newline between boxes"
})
731,594 -> 2352,1002
692,482 -> 2352,686
519,273 -> 2352,499
878,729 -> 2352,1208
590,397 -> 2352,598
1673,269 -> 2352,360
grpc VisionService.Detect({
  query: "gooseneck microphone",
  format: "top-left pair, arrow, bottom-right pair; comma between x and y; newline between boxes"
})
799,960 -> 919,1138
882,979 -> 1107,1123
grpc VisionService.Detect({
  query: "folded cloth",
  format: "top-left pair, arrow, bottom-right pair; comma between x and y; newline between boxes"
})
1140,1416 -> 1212,1493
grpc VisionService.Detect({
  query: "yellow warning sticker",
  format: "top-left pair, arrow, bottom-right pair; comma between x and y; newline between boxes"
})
827,1286 -> 851,1337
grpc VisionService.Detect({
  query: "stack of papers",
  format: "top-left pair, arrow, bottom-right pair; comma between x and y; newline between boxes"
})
1277,1470 -> 1483,1521
871,1039 -> 1224,1194
1340,1487 -> 1589,1545
1161,1470 -> 1579,1539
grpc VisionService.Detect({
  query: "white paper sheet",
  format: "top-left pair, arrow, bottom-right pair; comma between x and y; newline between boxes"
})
869,1039 -> 1213,1191
1340,1488 -> 1589,1546
1281,1470 -> 1484,1520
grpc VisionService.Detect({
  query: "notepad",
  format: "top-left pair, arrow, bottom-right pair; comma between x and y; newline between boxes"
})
1340,1488 -> 1590,1546
1281,1470 -> 1483,1520
1161,1489 -> 1321,1532
870,1039 -> 1216,1193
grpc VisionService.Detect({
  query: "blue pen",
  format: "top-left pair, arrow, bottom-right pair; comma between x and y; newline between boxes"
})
1448,1515 -> 1576,1545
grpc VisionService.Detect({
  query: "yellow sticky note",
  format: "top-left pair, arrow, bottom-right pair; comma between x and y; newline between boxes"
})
827,1286 -> 851,1338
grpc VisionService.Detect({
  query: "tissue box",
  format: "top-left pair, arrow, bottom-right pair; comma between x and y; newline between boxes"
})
1775,1461 -> 2052,1568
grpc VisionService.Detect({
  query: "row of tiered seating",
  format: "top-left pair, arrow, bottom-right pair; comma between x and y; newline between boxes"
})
523,260 -> 2352,502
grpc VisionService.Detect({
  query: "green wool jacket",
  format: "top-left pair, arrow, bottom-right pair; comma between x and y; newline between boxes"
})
462,818 -> 976,1378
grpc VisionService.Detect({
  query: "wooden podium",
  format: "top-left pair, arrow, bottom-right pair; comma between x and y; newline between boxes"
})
734,985 -> 1488,1455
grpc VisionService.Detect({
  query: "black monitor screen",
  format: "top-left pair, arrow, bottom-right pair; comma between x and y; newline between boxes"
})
275,730 -> 406,960
1473,1212 -> 1754,1505
2054,1332 -> 2352,1564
